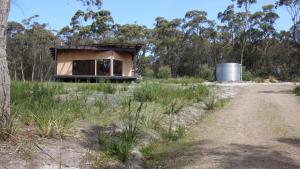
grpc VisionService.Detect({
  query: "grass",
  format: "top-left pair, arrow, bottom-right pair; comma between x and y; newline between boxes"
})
150,77 -> 203,85
8,79 -> 222,167
77,82 -> 117,94
133,82 -> 209,104
11,81 -> 100,138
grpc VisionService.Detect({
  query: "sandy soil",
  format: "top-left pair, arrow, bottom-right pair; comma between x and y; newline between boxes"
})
164,83 -> 300,169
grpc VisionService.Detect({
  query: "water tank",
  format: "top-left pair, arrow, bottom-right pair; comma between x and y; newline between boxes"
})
216,63 -> 241,82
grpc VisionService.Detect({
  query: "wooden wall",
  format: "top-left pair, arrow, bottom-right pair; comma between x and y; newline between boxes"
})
56,50 -> 133,77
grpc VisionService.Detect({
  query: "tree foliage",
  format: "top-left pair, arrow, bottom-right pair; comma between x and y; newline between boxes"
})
5,1 -> 300,81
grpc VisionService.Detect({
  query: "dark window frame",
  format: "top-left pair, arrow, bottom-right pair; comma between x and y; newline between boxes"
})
113,60 -> 123,76
97,59 -> 111,76
72,60 -> 95,76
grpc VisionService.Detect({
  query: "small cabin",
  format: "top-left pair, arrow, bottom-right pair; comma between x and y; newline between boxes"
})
50,43 -> 143,82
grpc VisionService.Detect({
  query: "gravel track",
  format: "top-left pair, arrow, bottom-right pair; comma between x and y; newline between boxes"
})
165,84 -> 300,169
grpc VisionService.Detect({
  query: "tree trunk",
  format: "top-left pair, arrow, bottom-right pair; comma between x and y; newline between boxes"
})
13,62 -> 17,80
0,0 -> 11,124
31,60 -> 36,81
240,39 -> 245,81
20,59 -> 25,81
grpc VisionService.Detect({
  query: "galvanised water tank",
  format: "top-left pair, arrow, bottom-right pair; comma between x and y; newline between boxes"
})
216,63 -> 241,82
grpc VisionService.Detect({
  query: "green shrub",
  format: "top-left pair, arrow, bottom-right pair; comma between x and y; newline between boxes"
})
145,66 -> 154,79
194,84 -> 210,102
140,142 -> 157,159
99,133 -> 135,163
199,64 -> 214,81
133,83 -> 162,102
162,100 -> 184,141
294,86 -> 300,96
243,70 -> 254,81
157,66 -> 171,79
254,77 -> 264,83
269,76 -> 278,83
160,125 -> 186,141
98,100 -> 145,162
203,93 -> 225,110
143,111 -> 164,130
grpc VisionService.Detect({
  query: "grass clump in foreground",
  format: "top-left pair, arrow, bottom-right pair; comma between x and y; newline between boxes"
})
99,99 -> 145,162
294,86 -> 300,96
11,81 -> 92,138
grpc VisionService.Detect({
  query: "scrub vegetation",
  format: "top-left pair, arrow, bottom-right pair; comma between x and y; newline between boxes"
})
2,79 -> 224,168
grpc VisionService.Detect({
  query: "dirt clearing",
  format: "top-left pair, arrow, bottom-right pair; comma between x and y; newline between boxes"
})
164,84 -> 300,169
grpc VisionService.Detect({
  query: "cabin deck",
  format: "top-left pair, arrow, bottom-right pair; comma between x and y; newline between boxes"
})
54,75 -> 137,83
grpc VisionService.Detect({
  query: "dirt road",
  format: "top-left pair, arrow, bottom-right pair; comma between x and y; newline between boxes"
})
165,84 -> 300,169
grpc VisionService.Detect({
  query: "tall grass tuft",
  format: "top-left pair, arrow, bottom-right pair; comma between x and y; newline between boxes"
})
99,99 -> 145,162
11,81 -> 88,138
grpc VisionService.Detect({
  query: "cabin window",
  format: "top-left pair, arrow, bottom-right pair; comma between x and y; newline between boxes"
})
113,60 -> 123,76
97,59 -> 111,76
73,60 -> 95,76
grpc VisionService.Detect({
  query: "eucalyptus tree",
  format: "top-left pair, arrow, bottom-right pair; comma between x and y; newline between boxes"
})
61,9 -> 114,45
233,0 -> 257,80
0,0 -> 11,125
250,4 -> 279,74
182,10 -> 215,76
0,0 -> 102,126
6,21 -> 25,81
152,17 -> 184,76
218,4 -> 242,62
276,0 -> 300,27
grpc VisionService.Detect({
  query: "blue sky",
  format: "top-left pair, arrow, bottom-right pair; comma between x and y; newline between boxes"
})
9,0 -> 292,31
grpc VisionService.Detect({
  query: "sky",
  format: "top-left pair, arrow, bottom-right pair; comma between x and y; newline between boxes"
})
9,0 -> 293,32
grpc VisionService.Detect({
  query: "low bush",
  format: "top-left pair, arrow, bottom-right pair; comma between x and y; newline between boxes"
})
193,84 -> 210,102
269,76 -> 278,83
99,133 -> 135,163
142,111 -> 164,130
160,125 -> 186,141
145,66 -> 154,79
140,142 -> 158,159
203,93 -> 225,110
157,66 -> 171,79
294,86 -> 300,96
99,99 -> 145,162
133,83 -> 162,102
199,64 -> 214,81
243,70 -> 254,81
162,100 -> 184,141
254,77 -> 264,83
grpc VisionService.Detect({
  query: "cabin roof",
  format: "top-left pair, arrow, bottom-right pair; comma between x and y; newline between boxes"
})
50,43 -> 144,59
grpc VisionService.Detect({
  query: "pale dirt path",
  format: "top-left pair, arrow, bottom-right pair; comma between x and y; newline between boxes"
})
165,84 -> 300,169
